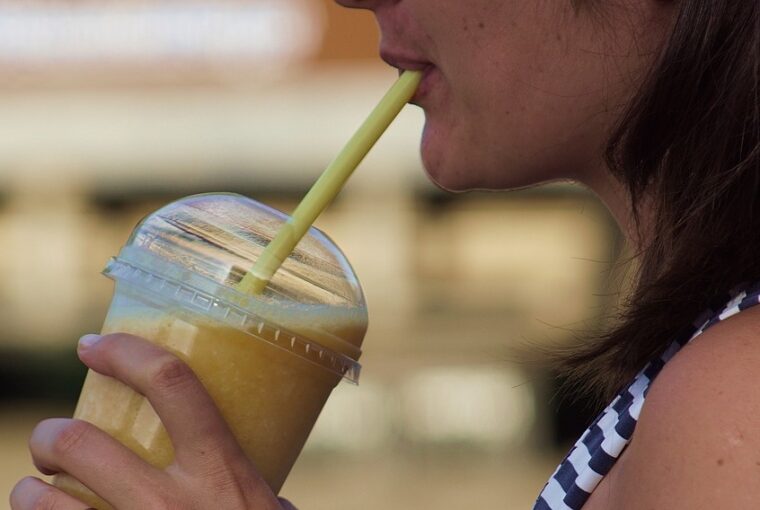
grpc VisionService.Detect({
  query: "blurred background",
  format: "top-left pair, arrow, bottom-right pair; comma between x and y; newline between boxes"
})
0,1 -> 624,508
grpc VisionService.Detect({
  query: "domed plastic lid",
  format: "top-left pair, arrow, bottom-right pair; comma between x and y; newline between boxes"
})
103,193 -> 367,383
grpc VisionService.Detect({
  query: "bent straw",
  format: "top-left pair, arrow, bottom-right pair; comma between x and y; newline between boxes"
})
237,70 -> 423,295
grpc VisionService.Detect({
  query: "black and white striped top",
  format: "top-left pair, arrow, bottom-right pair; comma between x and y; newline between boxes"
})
534,282 -> 760,510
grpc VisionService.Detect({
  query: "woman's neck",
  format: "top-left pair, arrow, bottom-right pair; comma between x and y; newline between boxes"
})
578,164 -> 653,253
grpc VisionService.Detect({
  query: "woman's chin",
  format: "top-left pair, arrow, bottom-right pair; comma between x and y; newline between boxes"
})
421,153 -> 469,193
420,124 -> 471,193
423,165 -> 470,193
420,125 -> 561,192
420,136 -> 494,192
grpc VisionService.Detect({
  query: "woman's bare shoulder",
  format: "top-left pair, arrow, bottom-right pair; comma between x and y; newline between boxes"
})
609,306 -> 760,510
608,305 -> 760,509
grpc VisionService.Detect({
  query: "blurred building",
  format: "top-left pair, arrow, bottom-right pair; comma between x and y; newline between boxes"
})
0,2 -> 621,508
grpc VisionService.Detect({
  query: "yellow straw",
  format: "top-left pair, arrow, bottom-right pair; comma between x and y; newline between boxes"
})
237,70 -> 423,295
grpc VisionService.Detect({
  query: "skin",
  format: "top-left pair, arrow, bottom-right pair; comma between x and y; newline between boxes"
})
13,1 -> 759,509
584,305 -> 760,510
11,334 -> 298,510
336,0 -> 673,242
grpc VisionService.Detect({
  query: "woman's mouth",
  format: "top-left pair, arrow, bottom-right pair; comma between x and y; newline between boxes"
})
408,65 -> 440,105
379,50 -> 440,105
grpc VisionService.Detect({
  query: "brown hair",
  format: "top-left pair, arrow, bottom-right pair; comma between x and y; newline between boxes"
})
556,0 -> 760,404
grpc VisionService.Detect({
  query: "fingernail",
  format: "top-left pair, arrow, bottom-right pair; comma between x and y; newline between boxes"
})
78,334 -> 101,349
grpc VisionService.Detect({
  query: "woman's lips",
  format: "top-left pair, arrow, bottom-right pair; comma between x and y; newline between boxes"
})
410,65 -> 439,105
380,50 -> 439,104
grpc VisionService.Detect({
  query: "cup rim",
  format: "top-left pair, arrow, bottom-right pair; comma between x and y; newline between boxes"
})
103,253 -> 362,384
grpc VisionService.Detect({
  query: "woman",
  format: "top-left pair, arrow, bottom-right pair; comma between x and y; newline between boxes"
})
11,1 -> 759,508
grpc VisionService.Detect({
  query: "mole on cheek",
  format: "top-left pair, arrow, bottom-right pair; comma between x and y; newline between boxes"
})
716,458 -> 724,466
478,21 -> 485,29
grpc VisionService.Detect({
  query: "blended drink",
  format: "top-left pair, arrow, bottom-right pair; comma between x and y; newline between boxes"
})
54,194 -> 368,509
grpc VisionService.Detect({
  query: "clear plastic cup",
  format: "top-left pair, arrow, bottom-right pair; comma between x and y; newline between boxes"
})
54,193 -> 368,509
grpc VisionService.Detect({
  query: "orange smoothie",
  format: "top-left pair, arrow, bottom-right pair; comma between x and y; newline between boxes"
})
55,283 -> 366,509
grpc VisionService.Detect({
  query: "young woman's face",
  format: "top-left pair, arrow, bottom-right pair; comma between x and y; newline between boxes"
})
336,0 -> 673,192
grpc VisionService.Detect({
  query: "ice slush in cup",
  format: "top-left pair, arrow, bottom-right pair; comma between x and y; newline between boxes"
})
54,193 -> 368,509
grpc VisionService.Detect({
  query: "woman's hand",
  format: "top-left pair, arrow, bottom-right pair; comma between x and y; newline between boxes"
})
10,333 -> 299,510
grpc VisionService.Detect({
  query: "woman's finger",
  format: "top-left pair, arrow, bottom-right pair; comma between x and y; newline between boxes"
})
77,333 -> 242,468
29,418 -> 168,509
10,476 -> 90,510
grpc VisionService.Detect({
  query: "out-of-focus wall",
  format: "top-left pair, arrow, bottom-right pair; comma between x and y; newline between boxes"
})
0,2 -> 621,508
